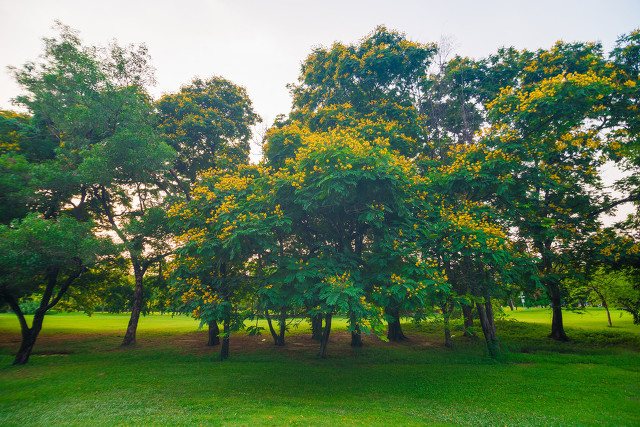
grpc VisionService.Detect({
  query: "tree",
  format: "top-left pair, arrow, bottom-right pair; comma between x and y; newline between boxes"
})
475,41 -> 619,341
285,25 -> 436,158
156,76 -> 260,198
0,214 -> 110,365
168,165 -> 273,359
11,22 -> 177,346
574,227 -> 640,325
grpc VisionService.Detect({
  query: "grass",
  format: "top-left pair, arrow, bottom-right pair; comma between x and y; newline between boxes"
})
0,309 -> 639,426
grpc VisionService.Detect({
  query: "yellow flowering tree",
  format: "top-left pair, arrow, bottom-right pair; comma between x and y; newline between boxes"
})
474,41 -> 621,341
284,26 -> 436,159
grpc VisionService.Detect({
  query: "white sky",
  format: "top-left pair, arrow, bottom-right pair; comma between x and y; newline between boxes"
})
1,0 -> 638,222
2,0 -> 638,125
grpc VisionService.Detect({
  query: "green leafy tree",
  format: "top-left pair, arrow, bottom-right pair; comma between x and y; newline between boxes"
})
0,214 -> 110,365
156,76 -> 260,197
11,22 -> 176,346
168,165 -> 272,359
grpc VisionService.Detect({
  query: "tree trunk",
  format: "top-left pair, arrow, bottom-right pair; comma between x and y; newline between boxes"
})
207,320 -> 220,346
350,324 -> 363,347
220,318 -> 230,360
508,298 -> 515,311
266,310 -> 286,346
594,290 -> 612,327
278,309 -> 286,346
318,313 -> 332,358
548,281 -> 569,341
462,304 -> 475,337
122,262 -> 145,346
311,313 -> 323,341
13,309 -> 46,365
9,271 -> 60,365
476,297 -> 502,359
265,310 -> 278,344
386,307 -> 407,341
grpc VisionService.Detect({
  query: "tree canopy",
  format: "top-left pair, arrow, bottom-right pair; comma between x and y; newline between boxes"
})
3,23 -> 640,364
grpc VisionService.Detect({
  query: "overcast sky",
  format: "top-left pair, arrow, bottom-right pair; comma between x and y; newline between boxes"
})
2,0 -> 639,125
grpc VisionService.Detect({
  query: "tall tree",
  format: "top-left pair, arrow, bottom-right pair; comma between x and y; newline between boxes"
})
11,22 -> 176,346
477,41 -> 618,340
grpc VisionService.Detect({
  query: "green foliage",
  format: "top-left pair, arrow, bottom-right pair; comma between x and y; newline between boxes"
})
157,76 -> 260,183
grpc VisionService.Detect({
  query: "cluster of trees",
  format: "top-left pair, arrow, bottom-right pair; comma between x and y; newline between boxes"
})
0,23 -> 259,364
2,23 -> 640,364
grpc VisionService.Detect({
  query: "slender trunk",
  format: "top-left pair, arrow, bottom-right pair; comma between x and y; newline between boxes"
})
207,320 -> 220,346
594,289 -> 612,327
548,281 -> 569,341
266,310 -> 285,346
311,314 -> 323,341
350,324 -> 363,347
462,304 -> 475,337
278,309 -> 286,346
318,313 -> 332,358
476,296 -> 502,359
220,318 -> 230,360
122,262 -> 145,346
443,320 -> 453,348
509,298 -> 515,311
386,307 -> 407,341
265,310 -> 279,345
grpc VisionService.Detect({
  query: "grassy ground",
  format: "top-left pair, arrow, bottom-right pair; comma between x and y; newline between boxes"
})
0,309 -> 638,426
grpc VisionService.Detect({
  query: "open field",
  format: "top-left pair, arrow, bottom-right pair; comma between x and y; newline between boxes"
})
0,309 -> 639,426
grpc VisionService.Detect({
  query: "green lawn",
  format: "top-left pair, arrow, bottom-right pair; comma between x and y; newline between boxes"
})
503,306 -> 639,333
0,309 -> 639,426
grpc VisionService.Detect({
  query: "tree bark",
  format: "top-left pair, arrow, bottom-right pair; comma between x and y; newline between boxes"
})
266,310 -> 285,346
386,307 -> 407,341
13,310 -> 46,365
265,310 -> 278,344
350,324 -> 363,347
593,289 -> 612,327
548,281 -> 569,341
476,296 -> 502,359
318,313 -> 332,358
311,314 -> 323,341
278,309 -> 286,346
220,318 -> 230,360
122,261 -> 146,346
8,269 -> 66,365
508,298 -> 515,311
207,320 -> 220,346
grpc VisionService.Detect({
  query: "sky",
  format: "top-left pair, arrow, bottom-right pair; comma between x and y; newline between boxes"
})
0,0 -> 638,222
1,0 -> 638,126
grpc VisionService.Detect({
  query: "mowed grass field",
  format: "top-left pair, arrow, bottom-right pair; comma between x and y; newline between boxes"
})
0,308 -> 639,426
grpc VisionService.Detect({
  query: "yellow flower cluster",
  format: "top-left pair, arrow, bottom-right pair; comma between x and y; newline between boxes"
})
175,228 -> 207,246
